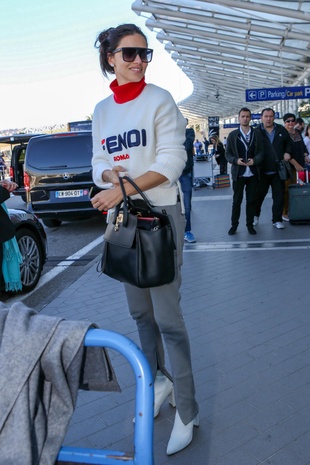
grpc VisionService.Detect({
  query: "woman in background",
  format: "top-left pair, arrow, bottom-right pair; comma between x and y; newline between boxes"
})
91,24 -> 198,455
210,134 -> 227,175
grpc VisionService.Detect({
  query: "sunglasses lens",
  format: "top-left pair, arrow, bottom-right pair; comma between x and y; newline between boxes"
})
122,48 -> 137,61
122,48 -> 153,63
140,49 -> 153,62
285,119 -> 295,123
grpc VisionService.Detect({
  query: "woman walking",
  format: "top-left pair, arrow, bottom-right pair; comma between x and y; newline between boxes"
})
91,23 -> 198,455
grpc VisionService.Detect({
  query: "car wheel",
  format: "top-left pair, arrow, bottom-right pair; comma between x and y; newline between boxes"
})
42,218 -> 62,227
15,228 -> 44,292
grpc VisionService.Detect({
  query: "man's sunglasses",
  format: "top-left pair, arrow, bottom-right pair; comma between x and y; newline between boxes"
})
285,119 -> 295,123
112,47 -> 153,63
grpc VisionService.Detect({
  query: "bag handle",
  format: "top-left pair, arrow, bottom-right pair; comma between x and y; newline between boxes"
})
117,176 -> 129,226
122,175 -> 154,209
117,175 -> 154,227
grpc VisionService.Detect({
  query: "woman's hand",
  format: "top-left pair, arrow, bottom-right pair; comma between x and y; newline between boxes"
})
289,158 -> 304,172
91,187 -> 123,211
295,163 -> 304,172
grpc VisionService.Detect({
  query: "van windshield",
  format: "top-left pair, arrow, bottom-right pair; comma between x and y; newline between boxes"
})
27,134 -> 93,169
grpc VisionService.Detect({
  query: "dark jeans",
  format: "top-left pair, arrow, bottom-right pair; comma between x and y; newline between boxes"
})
231,176 -> 258,228
179,172 -> 193,232
255,172 -> 285,223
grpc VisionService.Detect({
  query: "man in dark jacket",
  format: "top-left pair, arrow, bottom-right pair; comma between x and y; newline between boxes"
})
225,107 -> 264,235
254,108 -> 293,229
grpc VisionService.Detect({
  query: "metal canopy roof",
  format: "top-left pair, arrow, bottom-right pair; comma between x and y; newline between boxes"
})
132,0 -> 310,122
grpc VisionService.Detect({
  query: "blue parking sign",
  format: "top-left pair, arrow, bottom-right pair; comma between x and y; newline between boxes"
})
246,85 -> 310,102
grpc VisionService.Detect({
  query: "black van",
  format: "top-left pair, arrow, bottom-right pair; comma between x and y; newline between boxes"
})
0,133 -> 44,201
24,131 -> 104,227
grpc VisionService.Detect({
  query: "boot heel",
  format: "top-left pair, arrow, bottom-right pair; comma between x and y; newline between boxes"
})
169,389 -> 176,408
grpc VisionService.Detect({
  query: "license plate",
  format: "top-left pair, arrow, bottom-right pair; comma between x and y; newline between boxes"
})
56,189 -> 84,198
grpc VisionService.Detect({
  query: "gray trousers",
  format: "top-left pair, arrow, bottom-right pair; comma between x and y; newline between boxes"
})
124,202 -> 198,425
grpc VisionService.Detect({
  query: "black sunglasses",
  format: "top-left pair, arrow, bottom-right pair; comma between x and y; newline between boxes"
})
112,47 -> 153,63
285,119 -> 295,123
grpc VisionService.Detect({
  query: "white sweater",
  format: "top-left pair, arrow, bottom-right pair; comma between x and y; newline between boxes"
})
92,84 -> 186,206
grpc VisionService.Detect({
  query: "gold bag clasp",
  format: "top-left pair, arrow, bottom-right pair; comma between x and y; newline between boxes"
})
114,212 -> 123,231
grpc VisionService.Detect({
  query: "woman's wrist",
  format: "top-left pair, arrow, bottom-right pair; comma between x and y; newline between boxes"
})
102,170 -> 112,183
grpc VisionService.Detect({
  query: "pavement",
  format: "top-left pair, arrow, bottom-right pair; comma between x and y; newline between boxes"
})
19,161 -> 310,464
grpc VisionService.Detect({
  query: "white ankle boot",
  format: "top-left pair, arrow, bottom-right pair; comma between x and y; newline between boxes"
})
133,371 -> 175,423
166,411 -> 199,455
154,371 -> 175,418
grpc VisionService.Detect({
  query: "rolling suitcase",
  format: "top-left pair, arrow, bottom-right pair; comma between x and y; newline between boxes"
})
289,170 -> 310,224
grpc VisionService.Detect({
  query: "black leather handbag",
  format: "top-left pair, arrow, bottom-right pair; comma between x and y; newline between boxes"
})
100,176 -> 176,288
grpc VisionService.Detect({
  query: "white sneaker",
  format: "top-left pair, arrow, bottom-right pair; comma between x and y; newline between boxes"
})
253,216 -> 259,226
273,221 -> 284,229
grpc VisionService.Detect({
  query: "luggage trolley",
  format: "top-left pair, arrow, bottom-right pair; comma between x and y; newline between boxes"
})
193,149 -> 217,189
57,328 -> 154,465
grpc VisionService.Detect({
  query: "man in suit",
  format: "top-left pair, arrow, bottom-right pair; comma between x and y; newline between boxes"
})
225,107 -> 264,235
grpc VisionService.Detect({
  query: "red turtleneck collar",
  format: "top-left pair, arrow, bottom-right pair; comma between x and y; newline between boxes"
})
110,77 -> 147,104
